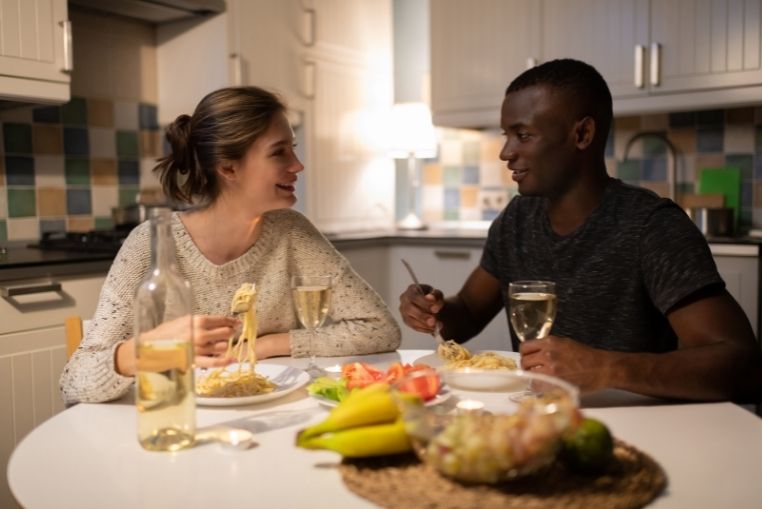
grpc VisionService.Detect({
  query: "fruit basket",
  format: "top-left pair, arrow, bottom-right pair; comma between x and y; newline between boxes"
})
393,368 -> 580,484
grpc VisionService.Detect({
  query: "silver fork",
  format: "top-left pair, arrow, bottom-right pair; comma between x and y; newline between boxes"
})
401,258 -> 445,345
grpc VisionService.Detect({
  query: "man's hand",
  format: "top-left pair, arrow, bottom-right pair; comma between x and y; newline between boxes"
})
399,284 -> 444,334
519,336 -> 610,393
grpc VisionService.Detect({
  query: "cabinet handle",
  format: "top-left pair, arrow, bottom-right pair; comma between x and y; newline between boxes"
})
230,53 -> 243,86
60,20 -> 73,72
433,250 -> 471,260
1,282 -> 62,298
634,44 -> 645,88
302,8 -> 316,46
649,42 -> 661,86
302,60 -> 316,98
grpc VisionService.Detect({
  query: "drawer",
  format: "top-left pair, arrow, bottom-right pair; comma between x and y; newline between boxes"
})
0,274 -> 105,335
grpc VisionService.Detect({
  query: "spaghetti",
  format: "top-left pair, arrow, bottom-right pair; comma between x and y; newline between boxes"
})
437,340 -> 517,370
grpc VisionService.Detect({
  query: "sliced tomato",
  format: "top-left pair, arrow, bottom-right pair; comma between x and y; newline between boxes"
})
341,362 -> 384,389
394,367 -> 441,401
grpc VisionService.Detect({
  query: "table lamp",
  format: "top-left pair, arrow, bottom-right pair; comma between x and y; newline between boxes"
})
389,102 -> 437,230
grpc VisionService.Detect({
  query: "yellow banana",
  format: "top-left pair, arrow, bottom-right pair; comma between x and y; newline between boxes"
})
298,387 -> 400,442
341,382 -> 389,406
298,418 -> 412,457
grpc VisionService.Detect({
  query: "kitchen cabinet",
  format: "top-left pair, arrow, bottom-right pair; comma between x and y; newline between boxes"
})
430,0 -> 541,128
0,0 -> 71,104
431,0 -> 762,126
0,271 -> 105,509
710,244 -> 759,337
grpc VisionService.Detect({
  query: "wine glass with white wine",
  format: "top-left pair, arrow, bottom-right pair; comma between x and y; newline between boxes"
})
291,275 -> 332,378
508,280 -> 557,400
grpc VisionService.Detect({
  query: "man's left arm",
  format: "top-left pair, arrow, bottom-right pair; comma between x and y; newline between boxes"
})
521,288 -> 762,401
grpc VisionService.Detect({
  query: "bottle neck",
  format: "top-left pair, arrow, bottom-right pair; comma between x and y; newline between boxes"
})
149,210 -> 175,271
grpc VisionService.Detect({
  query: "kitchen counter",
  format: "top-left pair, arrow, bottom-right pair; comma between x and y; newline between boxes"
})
0,241 -> 114,281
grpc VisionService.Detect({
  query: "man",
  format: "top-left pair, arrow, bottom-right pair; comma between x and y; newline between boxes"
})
400,59 -> 762,402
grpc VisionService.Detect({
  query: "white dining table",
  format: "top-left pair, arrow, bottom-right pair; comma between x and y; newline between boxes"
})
7,350 -> 762,509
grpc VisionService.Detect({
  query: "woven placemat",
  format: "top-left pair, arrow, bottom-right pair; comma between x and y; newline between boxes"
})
340,439 -> 667,509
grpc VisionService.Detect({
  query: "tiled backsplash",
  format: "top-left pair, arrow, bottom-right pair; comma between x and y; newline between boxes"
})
422,106 -> 762,230
0,97 -> 163,241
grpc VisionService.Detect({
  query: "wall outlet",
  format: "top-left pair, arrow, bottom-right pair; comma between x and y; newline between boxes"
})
478,189 -> 509,210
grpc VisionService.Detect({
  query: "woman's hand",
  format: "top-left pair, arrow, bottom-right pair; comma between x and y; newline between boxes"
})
399,284 -> 444,334
115,315 -> 239,376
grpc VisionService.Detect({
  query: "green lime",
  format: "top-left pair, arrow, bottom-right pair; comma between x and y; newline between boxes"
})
560,417 -> 614,474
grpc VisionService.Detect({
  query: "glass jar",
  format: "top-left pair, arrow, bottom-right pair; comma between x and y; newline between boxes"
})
134,208 -> 195,452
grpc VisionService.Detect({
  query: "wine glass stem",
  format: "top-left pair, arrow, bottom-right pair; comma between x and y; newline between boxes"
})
308,328 -> 317,368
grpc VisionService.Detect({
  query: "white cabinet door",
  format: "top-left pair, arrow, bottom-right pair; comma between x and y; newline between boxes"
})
653,0 -> 762,93
0,0 -> 70,103
542,0 -> 649,99
335,244 -> 391,306
430,0 -> 541,128
388,245 -> 512,351
713,254 -> 759,337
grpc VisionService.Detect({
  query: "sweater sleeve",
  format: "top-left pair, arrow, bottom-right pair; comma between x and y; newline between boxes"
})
59,224 -> 151,404
284,212 -> 401,357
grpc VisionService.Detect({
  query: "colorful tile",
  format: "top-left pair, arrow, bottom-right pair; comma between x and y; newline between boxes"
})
753,182 -> 762,207
641,113 -> 669,130
6,217 -> 38,240
37,188 -> 66,216
741,179 -> 753,207
33,106 -> 61,124
615,116 -> 641,130
0,107 -> 32,123
5,156 -> 34,185
40,218 -> 66,233
755,155 -> 762,179
66,188 -> 92,215
3,123 -> 32,153
462,165 -> 479,184
616,160 -> 640,182
726,107 -> 754,124
440,140 -> 463,165
614,129 -> 641,159
726,154 -> 754,180
139,130 -> 162,158
462,141 -> 480,165
695,109 -> 724,127
34,156 -> 65,187
91,158 -> 117,185
460,187 -> 478,207
724,124 -> 755,153
89,127 -> 116,158
32,124 -> 63,154
481,209 -> 499,221
678,154 -> 696,183
7,188 -> 36,217
114,101 -> 139,130
138,103 -> 159,130
67,216 -> 94,232
118,187 -> 139,206
695,153 -> 726,172
65,158 -> 90,185
116,131 -> 138,158
94,216 -> 114,229
422,163 -> 442,185
668,112 -> 695,128
755,125 -> 762,153
643,134 -> 668,156
87,98 -> 114,128
421,185 -> 443,213
91,186 -> 118,216
696,127 -> 723,152
443,166 -> 461,187
0,219 -> 6,241
480,135 -> 502,162
0,187 -> 6,218
444,188 -> 460,211
63,127 -> 89,155
118,159 -> 139,185
668,128 -> 696,154
61,97 -> 88,125
642,156 -> 667,181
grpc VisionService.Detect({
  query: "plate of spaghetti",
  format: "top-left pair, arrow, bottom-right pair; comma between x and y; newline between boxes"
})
414,341 -> 520,371
195,363 -> 309,407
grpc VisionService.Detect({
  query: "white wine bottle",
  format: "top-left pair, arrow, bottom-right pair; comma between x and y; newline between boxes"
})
134,208 -> 195,452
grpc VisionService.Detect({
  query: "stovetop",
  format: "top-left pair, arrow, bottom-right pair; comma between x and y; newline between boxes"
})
28,229 -> 130,254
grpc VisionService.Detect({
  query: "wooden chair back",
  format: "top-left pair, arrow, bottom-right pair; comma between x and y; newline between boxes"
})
65,316 -> 83,359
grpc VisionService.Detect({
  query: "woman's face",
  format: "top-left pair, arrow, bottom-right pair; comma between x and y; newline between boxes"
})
229,112 -> 304,213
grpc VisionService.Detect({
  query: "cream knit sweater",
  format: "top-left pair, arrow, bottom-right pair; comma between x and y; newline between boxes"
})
60,209 -> 400,404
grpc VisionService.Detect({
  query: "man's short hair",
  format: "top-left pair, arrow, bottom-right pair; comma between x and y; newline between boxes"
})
506,59 -> 613,149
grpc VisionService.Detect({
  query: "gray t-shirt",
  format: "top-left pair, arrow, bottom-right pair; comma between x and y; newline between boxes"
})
481,179 -> 724,352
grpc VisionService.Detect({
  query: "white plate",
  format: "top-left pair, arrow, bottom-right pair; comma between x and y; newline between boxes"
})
310,388 -> 452,408
413,350 -> 520,369
195,363 -> 309,407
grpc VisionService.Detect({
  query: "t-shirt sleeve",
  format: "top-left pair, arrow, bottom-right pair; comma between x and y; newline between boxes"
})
640,204 -> 724,314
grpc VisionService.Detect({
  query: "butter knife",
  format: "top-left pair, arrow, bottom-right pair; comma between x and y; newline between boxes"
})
400,258 -> 445,345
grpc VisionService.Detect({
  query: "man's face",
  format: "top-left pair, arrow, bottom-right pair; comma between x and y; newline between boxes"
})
499,84 -> 578,198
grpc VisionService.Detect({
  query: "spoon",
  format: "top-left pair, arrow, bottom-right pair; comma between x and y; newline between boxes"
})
400,259 -> 445,345
195,427 -> 257,450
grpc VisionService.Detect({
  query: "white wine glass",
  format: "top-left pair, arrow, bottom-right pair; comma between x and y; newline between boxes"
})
508,280 -> 557,343
291,275 -> 332,379
508,280 -> 557,401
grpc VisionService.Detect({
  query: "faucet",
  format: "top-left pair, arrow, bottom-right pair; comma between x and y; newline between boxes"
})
622,131 -> 678,202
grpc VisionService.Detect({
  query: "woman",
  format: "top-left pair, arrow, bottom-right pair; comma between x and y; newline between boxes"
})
60,87 -> 400,404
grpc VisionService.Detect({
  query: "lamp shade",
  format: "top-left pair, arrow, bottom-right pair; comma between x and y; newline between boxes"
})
388,102 -> 437,159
